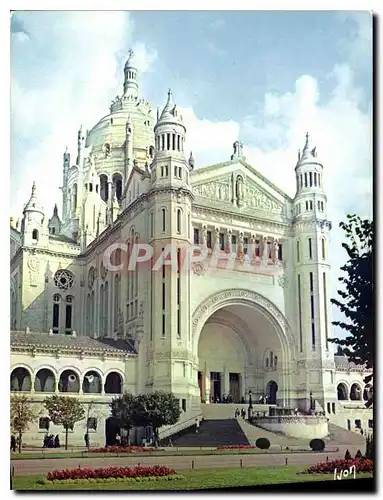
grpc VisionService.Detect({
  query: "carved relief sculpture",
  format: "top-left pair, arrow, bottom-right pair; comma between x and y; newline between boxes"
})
201,225 -> 208,248
236,175 -> 244,207
238,232 -> 244,257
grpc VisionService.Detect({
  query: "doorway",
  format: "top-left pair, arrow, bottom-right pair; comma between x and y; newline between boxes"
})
105,417 -> 120,446
198,371 -> 203,402
229,373 -> 240,403
210,372 -> 221,402
266,380 -> 278,404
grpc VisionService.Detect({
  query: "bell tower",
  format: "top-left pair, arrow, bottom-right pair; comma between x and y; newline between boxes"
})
148,89 -> 198,412
293,133 -> 333,412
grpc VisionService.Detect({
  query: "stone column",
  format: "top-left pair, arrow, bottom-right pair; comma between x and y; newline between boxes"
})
222,368 -> 230,396
204,371 -> 210,403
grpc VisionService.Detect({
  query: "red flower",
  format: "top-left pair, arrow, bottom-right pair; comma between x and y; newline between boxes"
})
47,465 -> 177,481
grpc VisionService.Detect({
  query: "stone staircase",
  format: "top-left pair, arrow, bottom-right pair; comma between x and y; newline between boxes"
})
327,423 -> 366,446
160,418 -> 250,447
237,417 -> 310,447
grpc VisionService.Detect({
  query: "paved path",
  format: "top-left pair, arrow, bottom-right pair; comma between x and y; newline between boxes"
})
11,445 -> 359,477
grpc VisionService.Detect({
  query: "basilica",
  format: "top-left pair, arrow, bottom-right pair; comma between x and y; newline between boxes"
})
10,50 -> 372,446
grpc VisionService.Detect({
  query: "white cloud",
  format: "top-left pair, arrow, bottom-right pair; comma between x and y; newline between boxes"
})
132,42 -> 158,73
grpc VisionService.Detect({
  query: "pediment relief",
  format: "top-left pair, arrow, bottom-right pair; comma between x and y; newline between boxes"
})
192,172 -> 285,215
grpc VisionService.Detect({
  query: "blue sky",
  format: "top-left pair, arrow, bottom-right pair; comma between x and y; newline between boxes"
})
10,11 -> 373,336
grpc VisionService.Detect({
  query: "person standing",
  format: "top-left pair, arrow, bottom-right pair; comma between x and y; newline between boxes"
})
195,418 -> 200,434
84,433 -> 90,448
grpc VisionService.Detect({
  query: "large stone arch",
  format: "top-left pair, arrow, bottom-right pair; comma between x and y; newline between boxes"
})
192,289 -> 296,357
191,289 -> 297,405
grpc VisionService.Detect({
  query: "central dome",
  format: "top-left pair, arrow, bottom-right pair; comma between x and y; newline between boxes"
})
85,50 -> 156,177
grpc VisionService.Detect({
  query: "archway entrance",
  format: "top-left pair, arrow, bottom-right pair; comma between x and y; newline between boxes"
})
105,417 -> 120,446
194,290 -> 294,407
266,380 -> 278,404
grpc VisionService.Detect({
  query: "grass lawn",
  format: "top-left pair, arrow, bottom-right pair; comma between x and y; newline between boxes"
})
11,448 -> 315,460
11,466 -> 373,491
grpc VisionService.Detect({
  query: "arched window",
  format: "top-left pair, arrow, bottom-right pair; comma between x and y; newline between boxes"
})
363,384 -> 373,401
112,173 -> 123,201
337,383 -> 348,401
104,372 -> 123,394
73,183 -> 78,211
177,209 -> 181,234
52,294 -> 61,333
65,295 -> 73,334
59,370 -> 80,393
321,238 -> 326,260
99,175 -> 109,202
34,369 -> 56,392
82,371 -> 102,394
150,212 -> 154,237
296,240 -> 300,263
32,229 -> 39,241
10,367 -> 32,392
304,173 -> 308,187
308,238 -> 312,259
350,383 -> 362,401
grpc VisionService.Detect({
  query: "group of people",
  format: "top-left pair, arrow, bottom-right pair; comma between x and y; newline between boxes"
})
258,395 -> 269,404
43,434 -> 60,448
234,408 -> 247,419
211,394 -> 247,404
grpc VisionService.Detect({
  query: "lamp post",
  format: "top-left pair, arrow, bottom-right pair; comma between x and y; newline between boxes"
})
248,389 -> 253,421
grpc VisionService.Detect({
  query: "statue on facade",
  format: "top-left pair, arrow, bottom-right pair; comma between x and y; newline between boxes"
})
238,232 -> 244,257
214,228 -> 220,249
262,237 -> 269,263
272,240 -> 279,263
235,175 -> 244,206
225,229 -> 232,253
201,226 -> 208,247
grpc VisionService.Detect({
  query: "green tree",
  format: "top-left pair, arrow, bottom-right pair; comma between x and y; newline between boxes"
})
10,395 -> 39,453
133,391 -> 181,447
109,392 -> 137,446
84,400 -> 104,450
44,395 -> 85,450
329,214 -> 373,407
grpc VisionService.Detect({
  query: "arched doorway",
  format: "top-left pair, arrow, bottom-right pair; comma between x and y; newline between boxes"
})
350,383 -> 362,401
10,367 -> 32,392
82,371 -> 102,394
337,383 -> 348,401
193,289 -> 295,407
105,417 -> 121,446
266,380 -> 278,404
59,370 -> 80,393
34,369 -> 56,392
104,372 -> 123,394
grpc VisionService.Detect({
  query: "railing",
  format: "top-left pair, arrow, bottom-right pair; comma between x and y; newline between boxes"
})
251,415 -> 328,425
158,412 -> 204,440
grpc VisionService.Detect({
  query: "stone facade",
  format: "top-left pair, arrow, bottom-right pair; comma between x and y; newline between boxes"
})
10,50 -> 372,446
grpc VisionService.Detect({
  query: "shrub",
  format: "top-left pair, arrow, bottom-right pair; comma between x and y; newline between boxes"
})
300,458 -> 373,475
46,465 -> 177,482
41,474 -> 184,485
365,434 -> 374,459
344,449 -> 352,460
255,438 -> 270,450
309,439 -> 325,451
355,449 -> 363,459
90,446 -> 159,453
216,445 -> 257,450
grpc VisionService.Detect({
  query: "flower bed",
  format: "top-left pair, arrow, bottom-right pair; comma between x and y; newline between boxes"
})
90,446 -> 160,453
46,465 -> 178,482
300,458 -> 373,475
217,445 -> 257,450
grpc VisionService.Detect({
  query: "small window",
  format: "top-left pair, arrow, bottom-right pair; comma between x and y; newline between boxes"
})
177,209 -> 181,234
194,228 -> 199,245
309,172 -> 312,187
207,231 -> 212,249
219,233 -> 225,250
39,417 -> 50,430
368,419 -> 373,429
32,229 -> 39,241
304,173 -> 308,187
332,402 -> 336,414
321,238 -> 326,260
162,209 -> 166,232
305,201 -> 308,211
296,240 -> 300,262
327,402 -> 331,414
150,212 -> 154,237
182,399 -> 186,412
355,419 -> 361,429
278,244 -> 283,261
165,166 -> 169,177
308,238 -> 312,259
87,417 -> 97,431
309,200 -> 313,210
